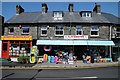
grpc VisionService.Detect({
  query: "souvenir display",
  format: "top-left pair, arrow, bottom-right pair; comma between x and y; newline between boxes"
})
44,46 -> 52,52
30,46 -> 38,64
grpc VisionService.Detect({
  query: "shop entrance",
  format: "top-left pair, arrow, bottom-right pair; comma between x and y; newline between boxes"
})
2,42 -> 9,58
38,45 -> 86,60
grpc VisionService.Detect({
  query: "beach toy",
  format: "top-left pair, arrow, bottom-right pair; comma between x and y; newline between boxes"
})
44,46 -> 52,52
47,56 -> 50,63
54,56 -> 58,63
50,56 -> 54,63
30,46 -> 38,64
30,53 -> 37,64
43,54 -> 48,62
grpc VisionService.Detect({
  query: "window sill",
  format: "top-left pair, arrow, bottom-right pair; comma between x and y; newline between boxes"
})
21,33 -> 29,35
53,17 -> 63,20
90,35 -> 99,37
41,35 -> 47,37
55,35 -> 64,37
8,33 -> 14,34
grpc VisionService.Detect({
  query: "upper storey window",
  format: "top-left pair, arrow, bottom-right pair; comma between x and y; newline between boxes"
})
8,27 -> 14,34
116,27 -> 120,38
21,25 -> 30,34
41,25 -> 48,36
53,11 -> 63,20
55,25 -> 64,36
82,12 -> 91,17
90,26 -> 99,36
76,25 -> 83,35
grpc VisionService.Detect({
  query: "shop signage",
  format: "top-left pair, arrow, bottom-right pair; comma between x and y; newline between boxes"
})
1,36 -> 32,40
64,35 -> 88,39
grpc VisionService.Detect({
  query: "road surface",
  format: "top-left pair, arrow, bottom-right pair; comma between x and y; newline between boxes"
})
1,66 -> 119,80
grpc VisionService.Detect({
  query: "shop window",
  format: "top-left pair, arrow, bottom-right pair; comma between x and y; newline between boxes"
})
82,12 -> 91,17
8,27 -> 14,34
76,25 -> 83,35
9,44 -> 20,56
20,44 -> 30,53
53,11 -> 63,20
41,25 -> 48,36
55,25 -> 64,36
22,25 -> 30,34
90,26 -> 99,36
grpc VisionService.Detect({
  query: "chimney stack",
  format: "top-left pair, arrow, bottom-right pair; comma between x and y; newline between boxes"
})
42,3 -> 48,13
68,4 -> 74,12
16,5 -> 24,15
93,3 -> 101,14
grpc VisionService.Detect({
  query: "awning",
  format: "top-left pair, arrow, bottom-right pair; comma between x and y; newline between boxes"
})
87,40 -> 115,46
36,40 -> 87,45
36,40 -> 115,46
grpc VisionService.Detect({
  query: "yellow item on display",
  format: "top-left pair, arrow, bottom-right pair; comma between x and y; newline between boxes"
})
32,49 -> 35,52
30,54 -> 36,64
32,56 -> 35,61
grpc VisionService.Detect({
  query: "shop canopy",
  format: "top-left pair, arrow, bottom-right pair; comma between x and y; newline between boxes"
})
87,40 -> 115,46
36,40 -> 115,46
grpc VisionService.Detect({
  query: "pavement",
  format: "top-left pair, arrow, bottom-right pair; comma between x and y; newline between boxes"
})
0,60 -> 119,69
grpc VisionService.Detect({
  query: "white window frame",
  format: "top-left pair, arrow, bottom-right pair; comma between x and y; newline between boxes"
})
41,25 -> 48,36
76,25 -> 83,35
21,25 -> 30,34
90,26 -> 99,37
116,27 -> 120,38
8,27 -> 14,34
55,25 -> 64,36
53,12 -> 63,20
82,12 -> 91,17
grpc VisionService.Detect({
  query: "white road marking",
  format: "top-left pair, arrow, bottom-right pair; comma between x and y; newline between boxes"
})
36,76 -> 98,79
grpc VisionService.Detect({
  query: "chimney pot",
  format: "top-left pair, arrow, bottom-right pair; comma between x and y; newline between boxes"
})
93,3 -> 101,14
16,5 -> 24,15
42,3 -> 48,13
68,4 -> 74,12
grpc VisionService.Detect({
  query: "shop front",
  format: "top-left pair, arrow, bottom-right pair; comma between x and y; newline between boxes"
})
1,36 -> 32,61
36,39 -> 115,61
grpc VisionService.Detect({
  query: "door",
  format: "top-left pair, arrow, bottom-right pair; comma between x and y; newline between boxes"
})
2,42 -> 9,58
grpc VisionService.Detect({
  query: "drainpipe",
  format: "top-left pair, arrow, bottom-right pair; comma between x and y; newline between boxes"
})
109,25 -> 112,58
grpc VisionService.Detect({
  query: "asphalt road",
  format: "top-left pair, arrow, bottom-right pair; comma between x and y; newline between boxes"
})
1,66 -> 119,80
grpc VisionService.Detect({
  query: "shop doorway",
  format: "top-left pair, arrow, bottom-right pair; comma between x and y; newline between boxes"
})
2,42 -> 9,58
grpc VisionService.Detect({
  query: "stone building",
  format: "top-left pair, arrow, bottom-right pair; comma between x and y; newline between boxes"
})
2,3 -> 120,60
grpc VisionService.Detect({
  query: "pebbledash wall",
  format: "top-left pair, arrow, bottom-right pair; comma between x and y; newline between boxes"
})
3,3 -> 120,60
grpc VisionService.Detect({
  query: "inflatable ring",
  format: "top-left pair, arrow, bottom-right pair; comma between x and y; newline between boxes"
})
44,46 -> 52,52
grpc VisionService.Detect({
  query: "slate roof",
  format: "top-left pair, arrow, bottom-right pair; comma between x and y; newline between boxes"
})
5,11 -> 120,24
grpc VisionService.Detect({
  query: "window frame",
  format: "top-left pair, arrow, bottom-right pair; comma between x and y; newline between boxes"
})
90,26 -> 99,37
53,11 -> 63,20
76,25 -> 83,35
21,25 -> 30,34
54,25 -> 64,36
8,27 -> 14,34
41,25 -> 48,36
82,12 -> 91,17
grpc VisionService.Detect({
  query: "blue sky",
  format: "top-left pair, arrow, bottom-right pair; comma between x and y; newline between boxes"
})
2,2 -> 119,21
